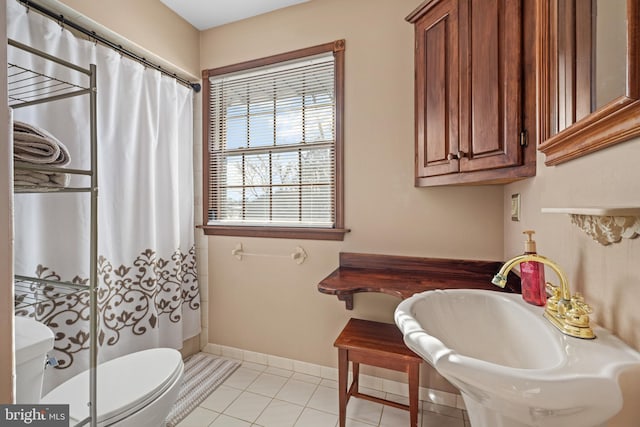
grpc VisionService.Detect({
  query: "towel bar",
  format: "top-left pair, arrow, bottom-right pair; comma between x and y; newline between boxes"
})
231,243 -> 307,265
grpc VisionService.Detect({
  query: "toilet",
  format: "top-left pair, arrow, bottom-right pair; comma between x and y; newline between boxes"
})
14,316 -> 184,426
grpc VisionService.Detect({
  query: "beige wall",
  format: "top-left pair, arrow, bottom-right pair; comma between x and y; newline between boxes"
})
1,0 -> 15,404
200,0 -> 504,389
53,0 -> 200,78
504,140 -> 640,425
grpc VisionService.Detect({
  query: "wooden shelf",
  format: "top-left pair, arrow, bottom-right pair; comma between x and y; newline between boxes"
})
318,252 -> 520,310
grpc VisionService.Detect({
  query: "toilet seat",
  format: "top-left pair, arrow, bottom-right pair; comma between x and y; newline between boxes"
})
41,348 -> 184,426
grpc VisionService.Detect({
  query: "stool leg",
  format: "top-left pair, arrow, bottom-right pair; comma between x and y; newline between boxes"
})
338,348 -> 348,427
352,361 -> 360,394
408,363 -> 419,427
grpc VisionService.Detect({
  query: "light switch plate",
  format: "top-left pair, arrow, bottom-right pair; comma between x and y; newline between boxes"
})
511,193 -> 521,221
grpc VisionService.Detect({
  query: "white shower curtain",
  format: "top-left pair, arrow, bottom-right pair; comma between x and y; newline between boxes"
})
8,0 -> 201,393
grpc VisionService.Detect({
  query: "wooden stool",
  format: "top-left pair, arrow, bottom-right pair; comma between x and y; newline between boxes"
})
334,318 -> 422,427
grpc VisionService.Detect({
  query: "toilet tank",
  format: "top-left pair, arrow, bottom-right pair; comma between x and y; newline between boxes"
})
14,316 -> 55,403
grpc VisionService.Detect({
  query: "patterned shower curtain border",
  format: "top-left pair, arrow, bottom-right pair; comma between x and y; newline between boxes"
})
14,245 -> 200,370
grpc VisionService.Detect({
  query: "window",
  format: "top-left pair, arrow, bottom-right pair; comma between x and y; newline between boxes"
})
202,40 -> 347,240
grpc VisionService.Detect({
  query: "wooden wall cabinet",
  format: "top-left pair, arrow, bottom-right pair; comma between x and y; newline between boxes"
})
407,0 -> 536,186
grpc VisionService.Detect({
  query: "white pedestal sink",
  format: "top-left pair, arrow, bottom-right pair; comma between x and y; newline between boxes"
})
394,289 -> 640,427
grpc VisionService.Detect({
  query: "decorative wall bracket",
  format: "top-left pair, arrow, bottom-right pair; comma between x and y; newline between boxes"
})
542,208 -> 640,245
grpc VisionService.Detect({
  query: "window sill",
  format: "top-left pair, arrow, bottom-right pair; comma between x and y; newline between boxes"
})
199,225 -> 350,241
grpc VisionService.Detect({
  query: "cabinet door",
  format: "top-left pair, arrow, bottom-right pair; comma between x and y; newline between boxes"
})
415,0 -> 459,178
458,0 -> 523,172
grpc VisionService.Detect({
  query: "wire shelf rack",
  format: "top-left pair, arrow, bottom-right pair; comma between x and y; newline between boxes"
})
8,62 -> 90,108
14,276 -> 88,311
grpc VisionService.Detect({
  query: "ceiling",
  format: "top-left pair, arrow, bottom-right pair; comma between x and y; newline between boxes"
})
159,0 -> 311,31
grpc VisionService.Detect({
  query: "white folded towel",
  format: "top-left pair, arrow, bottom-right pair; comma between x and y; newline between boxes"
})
13,121 -> 71,166
13,121 -> 71,188
14,163 -> 70,188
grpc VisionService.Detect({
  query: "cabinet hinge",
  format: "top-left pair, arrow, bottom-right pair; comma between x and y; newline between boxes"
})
520,130 -> 528,147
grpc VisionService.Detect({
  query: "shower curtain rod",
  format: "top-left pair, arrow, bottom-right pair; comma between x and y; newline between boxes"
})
18,0 -> 201,92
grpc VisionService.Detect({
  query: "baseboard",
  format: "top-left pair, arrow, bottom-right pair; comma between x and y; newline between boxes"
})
202,343 -> 466,410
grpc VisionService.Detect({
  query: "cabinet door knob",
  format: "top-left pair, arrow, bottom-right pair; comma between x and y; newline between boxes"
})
447,151 -> 466,160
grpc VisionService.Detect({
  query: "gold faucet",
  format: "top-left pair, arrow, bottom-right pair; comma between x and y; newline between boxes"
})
492,254 -> 595,339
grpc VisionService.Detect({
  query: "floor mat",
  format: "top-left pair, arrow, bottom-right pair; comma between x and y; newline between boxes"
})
166,352 -> 240,427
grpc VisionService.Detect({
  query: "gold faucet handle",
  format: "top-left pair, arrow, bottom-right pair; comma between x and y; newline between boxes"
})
571,292 -> 593,314
546,282 -> 560,298
565,307 -> 591,328
544,283 -> 561,313
565,292 -> 594,328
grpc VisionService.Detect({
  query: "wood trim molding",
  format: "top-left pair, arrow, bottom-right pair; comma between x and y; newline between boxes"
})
200,225 -> 349,241
537,0 -> 640,165
406,0 -> 441,23
202,40 -> 345,79
539,97 -> 640,165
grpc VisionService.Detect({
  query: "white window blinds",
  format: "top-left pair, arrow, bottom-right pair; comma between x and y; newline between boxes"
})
207,52 -> 337,228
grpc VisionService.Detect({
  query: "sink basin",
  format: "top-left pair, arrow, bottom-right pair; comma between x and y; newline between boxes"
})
394,289 -> 640,427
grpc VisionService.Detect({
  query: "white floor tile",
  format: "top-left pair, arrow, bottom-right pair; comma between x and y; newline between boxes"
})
293,407 -> 338,427
255,400 -> 304,427
209,414 -> 253,427
200,385 -> 243,413
421,411 -> 465,427
265,365 -> 295,378
345,397 -> 383,426
276,378 -> 319,406
423,401 -> 464,419
224,367 -> 261,390
320,366 -> 338,382
243,351 -> 269,366
383,393 -> 409,406
293,360 -> 323,378
319,378 -> 338,389
306,385 -> 338,415
379,405 -> 415,427
291,372 -> 322,385
241,361 -> 269,372
176,407 -> 219,427
182,358 -> 471,427
223,391 -> 272,423
357,387 -> 386,399
247,372 -> 289,397
345,419 -> 377,427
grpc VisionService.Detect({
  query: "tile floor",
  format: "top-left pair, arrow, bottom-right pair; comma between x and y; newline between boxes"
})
177,360 -> 471,427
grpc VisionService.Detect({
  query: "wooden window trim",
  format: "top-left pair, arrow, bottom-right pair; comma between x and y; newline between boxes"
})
200,40 -> 348,241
